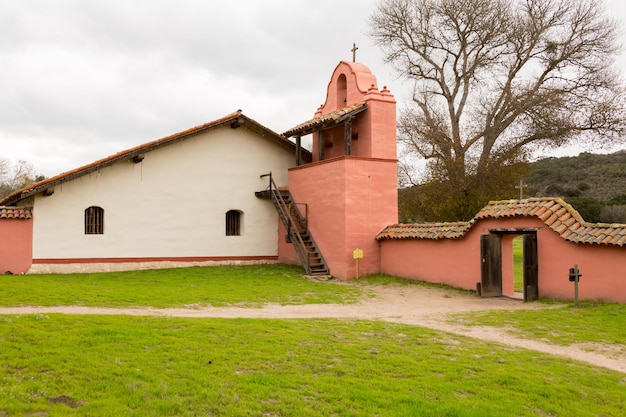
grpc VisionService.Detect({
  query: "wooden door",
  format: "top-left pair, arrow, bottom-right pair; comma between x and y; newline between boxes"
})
523,233 -> 539,301
480,234 -> 502,297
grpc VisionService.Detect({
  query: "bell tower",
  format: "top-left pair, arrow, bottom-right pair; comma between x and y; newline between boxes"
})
282,61 -> 398,279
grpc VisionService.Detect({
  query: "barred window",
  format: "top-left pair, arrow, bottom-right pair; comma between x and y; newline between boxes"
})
85,206 -> 104,234
225,210 -> 242,236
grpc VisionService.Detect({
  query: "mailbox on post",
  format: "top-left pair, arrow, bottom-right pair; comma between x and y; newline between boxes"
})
569,264 -> 582,307
569,267 -> 582,282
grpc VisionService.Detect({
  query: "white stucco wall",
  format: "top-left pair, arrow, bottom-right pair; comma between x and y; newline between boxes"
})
31,126 -> 294,262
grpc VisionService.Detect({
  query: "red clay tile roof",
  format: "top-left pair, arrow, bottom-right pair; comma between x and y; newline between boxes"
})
377,197 -> 626,247
282,102 -> 368,138
0,206 -> 33,219
0,111 -> 307,206
376,222 -> 472,240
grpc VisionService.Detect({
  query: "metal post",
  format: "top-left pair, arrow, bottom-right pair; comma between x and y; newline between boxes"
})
574,264 -> 579,308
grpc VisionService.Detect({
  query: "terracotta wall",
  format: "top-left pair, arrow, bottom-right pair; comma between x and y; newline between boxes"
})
379,216 -> 626,303
380,238 -> 480,289
537,229 -> 626,302
287,156 -> 397,279
0,218 -> 33,274
277,220 -> 300,266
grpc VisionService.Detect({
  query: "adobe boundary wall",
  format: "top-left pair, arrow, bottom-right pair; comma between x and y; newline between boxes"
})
0,208 -> 33,275
379,216 -> 626,303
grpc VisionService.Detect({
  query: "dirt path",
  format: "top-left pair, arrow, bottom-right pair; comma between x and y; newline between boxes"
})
1,284 -> 624,374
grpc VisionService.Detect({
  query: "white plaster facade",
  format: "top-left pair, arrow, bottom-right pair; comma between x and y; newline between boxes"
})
23,121 -> 296,272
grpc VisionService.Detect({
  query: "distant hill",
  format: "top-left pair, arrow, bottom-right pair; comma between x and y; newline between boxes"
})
397,150 -> 626,224
525,150 -> 626,222
527,150 -> 626,202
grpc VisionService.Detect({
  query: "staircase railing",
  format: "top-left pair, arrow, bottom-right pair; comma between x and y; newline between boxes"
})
259,172 -> 327,275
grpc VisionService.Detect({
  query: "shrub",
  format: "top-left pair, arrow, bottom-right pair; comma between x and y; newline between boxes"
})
577,182 -> 590,191
546,184 -> 565,196
566,197 -> 602,222
599,205 -> 626,223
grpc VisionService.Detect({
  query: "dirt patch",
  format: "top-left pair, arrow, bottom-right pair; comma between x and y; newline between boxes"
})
48,396 -> 83,409
1,284 -> 624,373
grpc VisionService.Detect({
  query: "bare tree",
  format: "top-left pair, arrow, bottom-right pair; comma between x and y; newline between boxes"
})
370,0 -> 626,220
0,158 -> 39,199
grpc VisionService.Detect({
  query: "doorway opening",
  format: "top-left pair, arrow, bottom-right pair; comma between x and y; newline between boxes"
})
512,235 -> 524,299
480,230 -> 538,301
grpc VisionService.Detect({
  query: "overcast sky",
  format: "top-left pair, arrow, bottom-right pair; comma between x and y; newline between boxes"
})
2,0 -> 626,177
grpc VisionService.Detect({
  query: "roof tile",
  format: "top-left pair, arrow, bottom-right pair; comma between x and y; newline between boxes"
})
282,102 -> 368,138
538,209 -> 552,222
545,213 -> 559,226
563,216 -> 576,227
0,111 -> 301,206
0,206 -> 33,220
376,197 -> 626,247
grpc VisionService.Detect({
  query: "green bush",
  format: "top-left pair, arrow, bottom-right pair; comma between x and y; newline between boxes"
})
609,193 -> 626,205
563,187 -> 581,197
599,205 -> 626,223
545,184 -> 565,196
566,196 -> 602,222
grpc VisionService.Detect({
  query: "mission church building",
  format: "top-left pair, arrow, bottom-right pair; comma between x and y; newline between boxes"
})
0,112 -> 300,274
2,60 -> 626,303
0,60 -> 398,280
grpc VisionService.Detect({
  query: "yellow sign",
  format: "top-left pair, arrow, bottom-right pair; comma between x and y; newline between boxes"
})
353,248 -> 363,259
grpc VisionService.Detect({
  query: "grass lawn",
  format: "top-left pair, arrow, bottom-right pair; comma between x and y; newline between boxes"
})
1,265 -> 625,415
451,301 -> 626,346
0,264 -> 362,308
1,315 -> 625,416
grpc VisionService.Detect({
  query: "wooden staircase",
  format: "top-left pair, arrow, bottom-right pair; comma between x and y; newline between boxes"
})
256,173 -> 329,276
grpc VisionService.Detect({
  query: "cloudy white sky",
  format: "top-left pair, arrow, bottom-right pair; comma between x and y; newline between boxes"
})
1,0 -> 626,177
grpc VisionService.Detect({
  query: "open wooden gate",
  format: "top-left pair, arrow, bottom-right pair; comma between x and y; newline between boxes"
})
480,234 -> 502,297
523,233 -> 539,301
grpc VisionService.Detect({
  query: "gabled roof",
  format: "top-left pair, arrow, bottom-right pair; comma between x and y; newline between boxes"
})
377,197 -> 626,247
0,206 -> 32,219
1,110 -> 308,206
282,102 -> 367,138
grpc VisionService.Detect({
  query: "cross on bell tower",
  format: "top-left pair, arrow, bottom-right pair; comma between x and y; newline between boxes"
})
351,43 -> 358,62
283,60 -> 397,280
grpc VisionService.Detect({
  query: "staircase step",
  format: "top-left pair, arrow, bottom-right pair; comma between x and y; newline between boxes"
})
259,186 -> 328,276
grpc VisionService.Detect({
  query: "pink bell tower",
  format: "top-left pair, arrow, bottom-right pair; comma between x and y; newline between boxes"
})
282,61 -> 398,279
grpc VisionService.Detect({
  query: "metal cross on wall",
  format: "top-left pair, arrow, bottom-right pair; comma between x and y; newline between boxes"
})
351,43 -> 358,62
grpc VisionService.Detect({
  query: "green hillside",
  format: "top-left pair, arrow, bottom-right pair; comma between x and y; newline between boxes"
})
527,150 -> 626,202
397,150 -> 626,224
525,150 -> 626,223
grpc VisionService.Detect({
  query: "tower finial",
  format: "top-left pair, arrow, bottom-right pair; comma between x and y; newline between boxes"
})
351,43 -> 358,62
